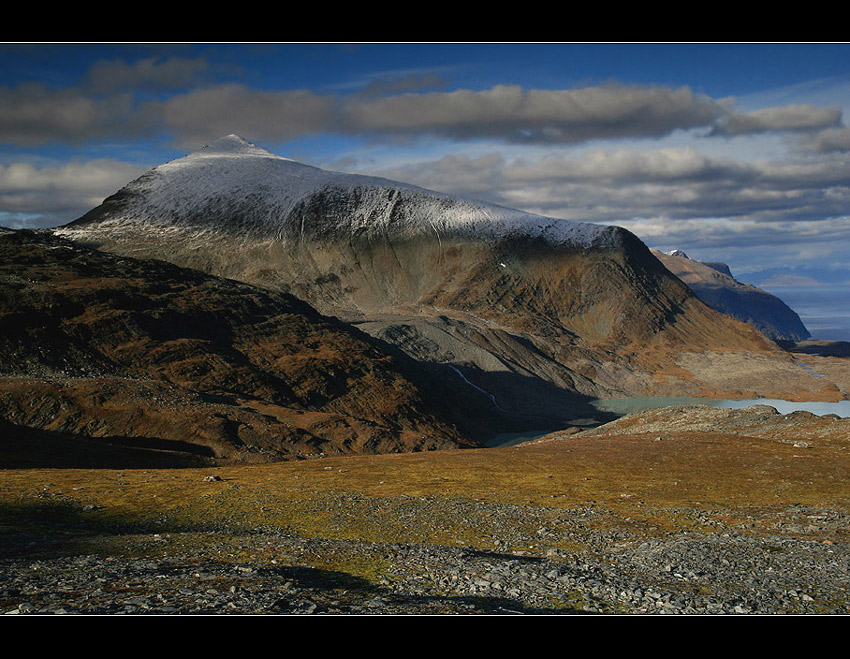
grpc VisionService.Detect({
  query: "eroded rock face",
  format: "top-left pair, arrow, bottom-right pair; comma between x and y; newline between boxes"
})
57,136 -> 793,409
0,230 -> 492,467
654,249 -> 810,342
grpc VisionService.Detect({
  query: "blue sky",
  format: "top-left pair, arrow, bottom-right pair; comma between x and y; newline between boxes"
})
2,42 -> 850,278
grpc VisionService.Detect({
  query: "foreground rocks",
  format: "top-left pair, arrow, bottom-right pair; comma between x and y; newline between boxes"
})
2,495 -> 847,615
3,404 -> 848,615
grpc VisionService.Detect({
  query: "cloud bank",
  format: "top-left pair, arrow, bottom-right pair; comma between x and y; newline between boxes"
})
0,52 -> 848,271
0,65 -> 842,149
0,159 -> 144,226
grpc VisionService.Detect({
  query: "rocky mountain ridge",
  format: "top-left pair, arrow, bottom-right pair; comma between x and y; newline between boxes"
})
57,135 -> 824,414
654,249 -> 810,341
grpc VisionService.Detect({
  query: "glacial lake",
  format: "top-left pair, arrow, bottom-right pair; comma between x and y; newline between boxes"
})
591,396 -> 850,418
486,396 -> 850,447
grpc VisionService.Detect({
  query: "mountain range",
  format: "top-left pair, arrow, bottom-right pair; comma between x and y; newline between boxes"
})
653,249 -> 810,341
4,134 -> 840,465
60,137 -> 791,396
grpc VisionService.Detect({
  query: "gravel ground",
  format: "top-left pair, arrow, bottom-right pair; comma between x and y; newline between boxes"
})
2,495 -> 848,615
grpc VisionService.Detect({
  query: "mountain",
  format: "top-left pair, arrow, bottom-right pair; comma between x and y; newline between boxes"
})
58,135 -> 815,412
741,265 -> 850,287
653,249 -> 810,342
759,274 -> 822,287
0,229 -> 502,468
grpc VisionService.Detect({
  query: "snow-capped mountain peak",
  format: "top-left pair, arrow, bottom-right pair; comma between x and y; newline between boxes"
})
63,135 -> 620,250
195,134 -> 290,160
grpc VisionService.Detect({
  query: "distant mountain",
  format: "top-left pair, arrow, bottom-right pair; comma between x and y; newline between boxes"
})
741,265 -> 850,287
57,136 -> 798,411
654,250 -> 810,342
758,274 -> 822,287
0,230 -> 499,467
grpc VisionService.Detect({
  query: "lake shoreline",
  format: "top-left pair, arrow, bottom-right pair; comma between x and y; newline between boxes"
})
486,392 -> 850,447
592,395 -> 850,419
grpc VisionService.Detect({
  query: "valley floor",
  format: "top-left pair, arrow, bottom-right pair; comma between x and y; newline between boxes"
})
2,421 -> 849,615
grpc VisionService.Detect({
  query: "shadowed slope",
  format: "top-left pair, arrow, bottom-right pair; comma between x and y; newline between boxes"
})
654,249 -> 810,342
0,230 -> 494,467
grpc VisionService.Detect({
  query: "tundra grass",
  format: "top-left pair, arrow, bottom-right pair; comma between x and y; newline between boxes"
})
3,431 -> 849,546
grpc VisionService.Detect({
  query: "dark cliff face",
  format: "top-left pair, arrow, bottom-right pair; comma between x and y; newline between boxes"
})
654,251 -> 810,342
690,286 -> 810,342
0,230 -> 498,468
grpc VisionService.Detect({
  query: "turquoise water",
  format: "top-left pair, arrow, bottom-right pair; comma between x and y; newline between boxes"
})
485,395 -> 850,447
591,396 -> 850,418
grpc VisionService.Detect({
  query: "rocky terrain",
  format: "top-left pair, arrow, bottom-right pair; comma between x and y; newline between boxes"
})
0,230 -> 510,466
3,501 -> 848,615
2,403 -> 849,615
3,135 -> 849,615
556,400 -> 850,443
654,249 -> 810,341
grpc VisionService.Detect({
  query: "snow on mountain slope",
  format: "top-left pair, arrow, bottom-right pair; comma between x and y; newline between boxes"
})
64,135 -> 619,249
58,135 -> 821,411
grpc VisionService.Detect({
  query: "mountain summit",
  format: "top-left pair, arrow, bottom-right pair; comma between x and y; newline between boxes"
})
68,134 -> 620,249
199,133 -> 282,156
58,136 -> 829,421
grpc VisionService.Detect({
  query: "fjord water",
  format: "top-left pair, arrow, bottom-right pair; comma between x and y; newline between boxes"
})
762,283 -> 850,342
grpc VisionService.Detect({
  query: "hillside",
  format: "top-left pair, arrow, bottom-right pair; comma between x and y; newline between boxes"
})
654,249 -> 810,341
0,230 -> 500,468
57,135 -> 832,408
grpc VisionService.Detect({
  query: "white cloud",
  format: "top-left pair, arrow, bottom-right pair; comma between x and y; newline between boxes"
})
365,144 -> 850,270
87,56 -> 210,93
337,84 -> 728,144
711,104 -> 842,136
374,146 -> 850,221
0,159 -> 144,225
1,56 -> 848,273
161,84 -> 335,148
0,82 -> 152,146
802,126 -> 850,152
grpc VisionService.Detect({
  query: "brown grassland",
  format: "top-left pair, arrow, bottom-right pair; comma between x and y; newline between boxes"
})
3,424 -> 849,582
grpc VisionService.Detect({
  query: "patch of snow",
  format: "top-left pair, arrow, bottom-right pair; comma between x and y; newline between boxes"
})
58,135 -> 620,250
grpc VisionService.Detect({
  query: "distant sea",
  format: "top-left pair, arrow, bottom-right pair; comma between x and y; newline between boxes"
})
762,284 -> 850,342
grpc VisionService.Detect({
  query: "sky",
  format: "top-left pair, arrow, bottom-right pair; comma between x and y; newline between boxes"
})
2,42 -> 850,279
